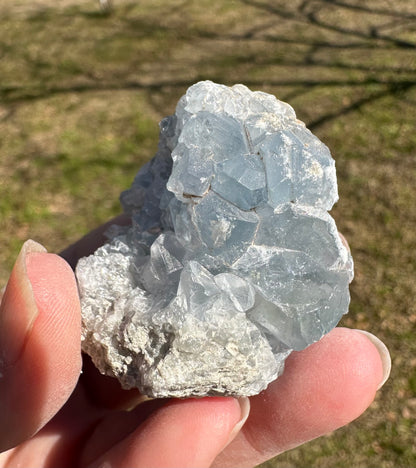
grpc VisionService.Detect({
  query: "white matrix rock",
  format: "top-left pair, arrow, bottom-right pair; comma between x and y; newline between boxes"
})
76,81 -> 354,398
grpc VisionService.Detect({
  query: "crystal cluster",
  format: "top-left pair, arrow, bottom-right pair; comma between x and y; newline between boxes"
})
76,81 -> 353,398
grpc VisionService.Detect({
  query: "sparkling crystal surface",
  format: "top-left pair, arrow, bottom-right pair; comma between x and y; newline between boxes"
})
76,81 -> 354,398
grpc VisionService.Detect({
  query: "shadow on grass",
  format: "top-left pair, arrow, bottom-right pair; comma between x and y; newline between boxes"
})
1,0 -> 415,129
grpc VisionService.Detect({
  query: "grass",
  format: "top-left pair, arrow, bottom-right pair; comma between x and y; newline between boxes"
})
1,0 -> 415,466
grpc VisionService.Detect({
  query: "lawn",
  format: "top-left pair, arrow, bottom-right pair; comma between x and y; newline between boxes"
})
1,0 -> 415,466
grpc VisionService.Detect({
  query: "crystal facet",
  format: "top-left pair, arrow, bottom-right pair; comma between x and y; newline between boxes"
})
76,81 -> 353,398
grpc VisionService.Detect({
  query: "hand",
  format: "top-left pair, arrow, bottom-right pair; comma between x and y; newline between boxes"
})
0,220 -> 390,467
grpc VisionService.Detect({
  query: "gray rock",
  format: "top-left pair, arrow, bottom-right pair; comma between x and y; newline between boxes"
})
76,81 -> 353,398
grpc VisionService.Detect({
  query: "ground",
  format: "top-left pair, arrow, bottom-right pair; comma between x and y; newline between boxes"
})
1,1 -> 415,466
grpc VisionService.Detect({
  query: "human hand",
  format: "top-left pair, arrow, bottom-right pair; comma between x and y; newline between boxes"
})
0,221 -> 390,467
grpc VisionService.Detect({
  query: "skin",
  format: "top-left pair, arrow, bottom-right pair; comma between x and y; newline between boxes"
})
0,219 -> 387,468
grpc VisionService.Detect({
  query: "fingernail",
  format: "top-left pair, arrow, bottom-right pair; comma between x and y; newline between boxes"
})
0,240 -> 47,370
0,285 -> 6,303
338,232 -> 350,253
224,397 -> 251,448
355,330 -> 391,390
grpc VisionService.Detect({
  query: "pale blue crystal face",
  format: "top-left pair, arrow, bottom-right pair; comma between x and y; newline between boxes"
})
212,153 -> 267,210
77,81 -> 354,398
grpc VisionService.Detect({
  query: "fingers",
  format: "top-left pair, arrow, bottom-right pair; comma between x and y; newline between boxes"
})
88,397 -> 248,468
0,241 -> 82,452
213,327 -> 390,468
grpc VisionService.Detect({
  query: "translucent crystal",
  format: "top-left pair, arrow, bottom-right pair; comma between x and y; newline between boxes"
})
76,81 -> 353,398
211,153 -> 267,210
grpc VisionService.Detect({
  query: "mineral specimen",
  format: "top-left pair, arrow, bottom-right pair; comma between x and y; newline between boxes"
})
76,81 -> 354,398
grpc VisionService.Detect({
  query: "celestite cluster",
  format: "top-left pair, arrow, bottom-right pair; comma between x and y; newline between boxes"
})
76,81 -> 354,398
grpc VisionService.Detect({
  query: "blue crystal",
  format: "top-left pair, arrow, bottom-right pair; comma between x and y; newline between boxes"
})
211,153 -> 267,210
77,81 -> 354,398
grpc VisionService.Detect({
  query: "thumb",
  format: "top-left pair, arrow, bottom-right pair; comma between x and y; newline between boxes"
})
0,240 -> 81,452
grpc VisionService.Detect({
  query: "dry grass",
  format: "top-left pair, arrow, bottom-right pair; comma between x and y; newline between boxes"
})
1,1 -> 415,466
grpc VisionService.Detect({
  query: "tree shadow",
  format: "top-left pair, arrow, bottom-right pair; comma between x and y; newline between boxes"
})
0,0 -> 415,129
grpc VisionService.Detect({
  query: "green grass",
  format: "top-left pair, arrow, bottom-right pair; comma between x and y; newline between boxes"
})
1,1 -> 415,466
